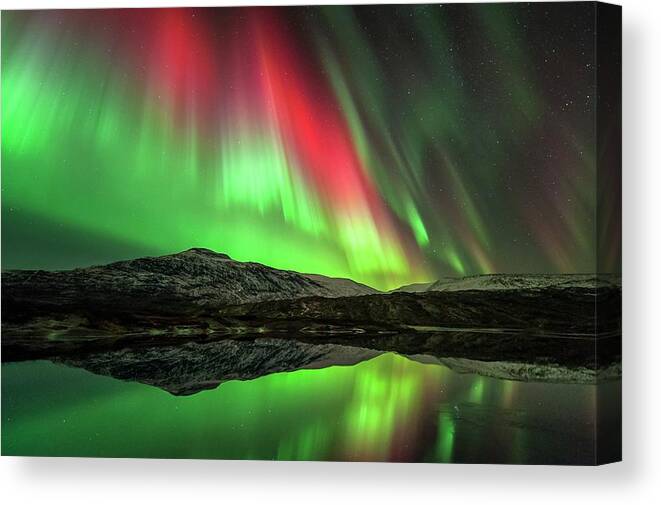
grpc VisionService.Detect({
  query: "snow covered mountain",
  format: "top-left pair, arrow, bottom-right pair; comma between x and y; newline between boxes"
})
393,273 -> 620,293
2,247 -> 378,314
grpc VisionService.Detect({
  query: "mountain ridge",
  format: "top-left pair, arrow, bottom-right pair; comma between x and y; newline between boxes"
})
2,247 -> 379,313
392,273 -> 621,293
3,247 -> 620,296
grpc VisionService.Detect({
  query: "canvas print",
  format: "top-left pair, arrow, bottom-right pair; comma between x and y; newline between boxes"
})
1,3 -> 621,464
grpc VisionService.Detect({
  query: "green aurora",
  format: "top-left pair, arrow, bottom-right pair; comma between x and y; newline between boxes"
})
2,5 -> 610,289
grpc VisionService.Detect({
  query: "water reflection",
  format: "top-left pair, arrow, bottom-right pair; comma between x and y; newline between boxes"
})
1,353 -> 619,464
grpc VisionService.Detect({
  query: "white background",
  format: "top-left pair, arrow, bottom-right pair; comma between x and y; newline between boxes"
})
0,0 -> 659,503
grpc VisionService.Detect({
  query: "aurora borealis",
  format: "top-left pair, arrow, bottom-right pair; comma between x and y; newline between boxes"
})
2,4 -> 610,290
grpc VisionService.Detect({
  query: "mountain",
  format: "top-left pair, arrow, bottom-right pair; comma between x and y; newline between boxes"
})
392,273 -> 621,293
2,247 -> 377,318
302,273 -> 380,297
219,285 -> 621,335
390,281 -> 434,293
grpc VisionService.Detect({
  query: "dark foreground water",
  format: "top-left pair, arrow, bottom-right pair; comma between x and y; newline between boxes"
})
1,354 -> 620,464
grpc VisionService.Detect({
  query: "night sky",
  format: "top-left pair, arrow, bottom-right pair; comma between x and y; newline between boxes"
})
2,4 -> 607,290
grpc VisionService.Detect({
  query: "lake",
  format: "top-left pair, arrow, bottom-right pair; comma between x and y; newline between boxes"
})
1,353 -> 620,464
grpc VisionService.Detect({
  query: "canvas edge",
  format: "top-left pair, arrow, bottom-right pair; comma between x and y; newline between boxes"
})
595,0 -> 622,465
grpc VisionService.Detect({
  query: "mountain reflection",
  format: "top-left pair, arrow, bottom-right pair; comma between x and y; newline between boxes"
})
2,352 -> 620,464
